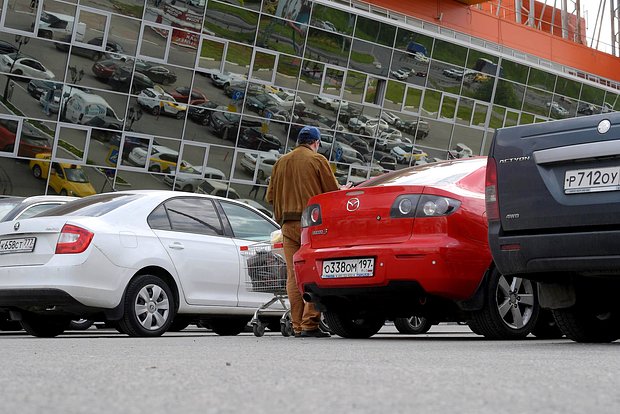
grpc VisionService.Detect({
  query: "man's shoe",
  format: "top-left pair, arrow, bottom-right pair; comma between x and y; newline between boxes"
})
300,329 -> 330,338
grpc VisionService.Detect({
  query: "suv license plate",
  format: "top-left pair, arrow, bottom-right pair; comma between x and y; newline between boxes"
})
564,166 -> 620,194
321,258 -> 374,279
0,237 -> 37,254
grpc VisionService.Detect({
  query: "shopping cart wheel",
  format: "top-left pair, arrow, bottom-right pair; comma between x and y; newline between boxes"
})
280,319 -> 293,337
253,322 -> 266,337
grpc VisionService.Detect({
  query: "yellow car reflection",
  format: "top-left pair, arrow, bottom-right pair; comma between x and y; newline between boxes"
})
30,154 -> 96,197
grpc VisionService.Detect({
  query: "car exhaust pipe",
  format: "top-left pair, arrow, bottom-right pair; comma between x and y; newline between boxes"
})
303,292 -> 315,302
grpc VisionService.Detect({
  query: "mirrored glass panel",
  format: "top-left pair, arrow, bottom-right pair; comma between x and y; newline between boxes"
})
143,0 -> 205,35
450,125 -> 483,158
203,0 -> 259,45
523,86 -> 552,117
275,54 -> 301,90
311,3 -> 354,36
499,59 -> 528,84
297,59 -> 322,95
427,61 -> 462,95
432,39 -> 467,67
305,27 -> 350,68
79,0 -> 143,18
250,49 -> 276,84
494,79 -> 525,111
354,16 -> 396,47
395,28 -> 433,59
349,39 -> 389,77
3,0 -> 37,34
257,14 -> 305,56
383,80 -> 404,111
390,51 -> 428,88
527,68 -> 556,92
456,97 -> 473,126
403,86 -> 422,114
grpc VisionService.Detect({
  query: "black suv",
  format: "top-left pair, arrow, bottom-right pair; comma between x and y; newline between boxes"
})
486,112 -> 620,343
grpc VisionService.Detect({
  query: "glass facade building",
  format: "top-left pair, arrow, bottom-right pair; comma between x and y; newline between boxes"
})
0,0 -> 618,216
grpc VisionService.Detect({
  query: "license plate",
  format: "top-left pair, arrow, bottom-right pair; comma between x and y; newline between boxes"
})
321,258 -> 374,279
0,237 -> 36,254
564,166 -> 620,194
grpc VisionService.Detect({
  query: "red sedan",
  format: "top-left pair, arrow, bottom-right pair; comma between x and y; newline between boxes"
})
0,119 -> 52,158
294,157 -> 551,339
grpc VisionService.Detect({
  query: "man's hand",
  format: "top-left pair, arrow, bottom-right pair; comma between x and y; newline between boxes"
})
339,181 -> 353,190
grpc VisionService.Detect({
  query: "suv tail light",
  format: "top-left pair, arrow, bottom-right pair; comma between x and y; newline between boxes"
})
390,194 -> 460,218
55,224 -> 94,254
485,157 -> 499,221
301,204 -> 322,227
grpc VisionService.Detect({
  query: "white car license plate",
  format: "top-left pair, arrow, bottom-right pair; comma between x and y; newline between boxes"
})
321,258 -> 374,279
564,166 -> 620,194
0,237 -> 36,254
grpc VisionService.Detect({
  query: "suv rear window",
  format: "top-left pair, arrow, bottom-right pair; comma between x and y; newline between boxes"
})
38,193 -> 143,217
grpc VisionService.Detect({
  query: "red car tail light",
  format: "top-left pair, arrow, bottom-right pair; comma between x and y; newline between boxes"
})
301,204 -> 322,227
485,157 -> 499,221
390,194 -> 460,218
55,224 -> 94,254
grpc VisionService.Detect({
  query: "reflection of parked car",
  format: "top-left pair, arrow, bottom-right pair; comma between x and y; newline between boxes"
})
0,191 -> 282,337
546,101 -> 569,118
169,87 -> 208,105
108,69 -> 154,94
128,144 -> 181,173
295,158 -> 545,340
137,87 -> 187,118
27,79 -> 59,99
164,165 -> 227,192
136,65 -> 177,85
91,59 -> 124,80
0,53 -> 54,79
245,93 -> 278,115
577,103 -> 596,115
238,127 -> 283,152
390,69 -> 409,80
56,36 -> 125,61
0,40 -> 18,55
0,195 -> 77,223
399,119 -> 430,139
188,102 -> 220,126
210,112 -> 261,139
240,152 -> 278,181
29,154 -> 96,197
196,179 -> 240,199
211,71 -> 246,88
267,90 -> 305,109
448,143 -> 473,159
0,119 -> 52,158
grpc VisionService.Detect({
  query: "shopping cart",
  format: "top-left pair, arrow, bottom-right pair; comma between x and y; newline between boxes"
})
240,239 -> 293,337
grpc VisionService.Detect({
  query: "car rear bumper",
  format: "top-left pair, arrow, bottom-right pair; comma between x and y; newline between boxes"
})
0,248 -> 131,310
490,221 -> 620,278
294,238 -> 489,306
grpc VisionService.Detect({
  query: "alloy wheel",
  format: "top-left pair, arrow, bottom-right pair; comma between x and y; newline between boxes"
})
496,275 -> 535,329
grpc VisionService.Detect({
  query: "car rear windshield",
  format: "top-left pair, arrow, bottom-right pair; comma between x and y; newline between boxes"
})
37,193 -> 144,217
359,158 -> 486,187
0,199 -> 24,220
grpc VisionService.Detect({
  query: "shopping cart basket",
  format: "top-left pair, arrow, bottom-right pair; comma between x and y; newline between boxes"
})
240,240 -> 293,337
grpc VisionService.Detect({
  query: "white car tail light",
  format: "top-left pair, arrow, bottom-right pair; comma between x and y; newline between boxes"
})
55,224 -> 94,254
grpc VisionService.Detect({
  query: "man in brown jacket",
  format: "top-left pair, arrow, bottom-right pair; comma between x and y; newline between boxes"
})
266,126 -> 350,337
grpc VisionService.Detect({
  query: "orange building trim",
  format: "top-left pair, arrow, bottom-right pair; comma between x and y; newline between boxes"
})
363,0 -> 620,83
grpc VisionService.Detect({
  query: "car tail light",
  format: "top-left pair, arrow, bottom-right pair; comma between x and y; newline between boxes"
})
55,224 -> 94,254
390,194 -> 460,218
485,157 -> 499,221
301,204 -> 322,227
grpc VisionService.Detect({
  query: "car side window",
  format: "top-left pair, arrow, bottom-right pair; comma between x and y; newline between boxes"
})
219,201 -> 278,241
149,198 -> 223,236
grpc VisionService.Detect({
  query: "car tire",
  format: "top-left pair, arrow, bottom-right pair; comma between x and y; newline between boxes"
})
530,309 -> 564,339
469,267 -> 539,340
394,316 -> 433,334
151,106 -> 160,116
117,274 -> 176,337
200,117 -> 210,126
69,319 -> 95,330
175,110 -> 186,120
20,313 -> 71,338
208,317 -> 250,336
32,164 -> 42,179
552,304 -> 620,343
323,312 -> 385,339
0,315 -> 22,331
148,165 -> 161,173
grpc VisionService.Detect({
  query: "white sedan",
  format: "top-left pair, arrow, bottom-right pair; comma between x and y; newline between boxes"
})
0,53 -> 55,79
0,191 -> 285,337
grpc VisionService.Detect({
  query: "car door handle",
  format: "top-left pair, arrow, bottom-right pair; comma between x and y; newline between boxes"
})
168,242 -> 184,250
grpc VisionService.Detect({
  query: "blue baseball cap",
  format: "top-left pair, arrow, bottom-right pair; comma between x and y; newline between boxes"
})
297,126 -> 321,144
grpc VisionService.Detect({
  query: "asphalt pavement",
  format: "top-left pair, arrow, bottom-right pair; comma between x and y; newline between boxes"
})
0,324 -> 618,414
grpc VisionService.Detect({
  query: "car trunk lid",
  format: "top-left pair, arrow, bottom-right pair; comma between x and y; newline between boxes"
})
0,217 -> 71,266
309,185 -> 419,249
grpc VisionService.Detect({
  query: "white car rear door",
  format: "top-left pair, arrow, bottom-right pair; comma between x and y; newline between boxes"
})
149,197 -> 240,306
